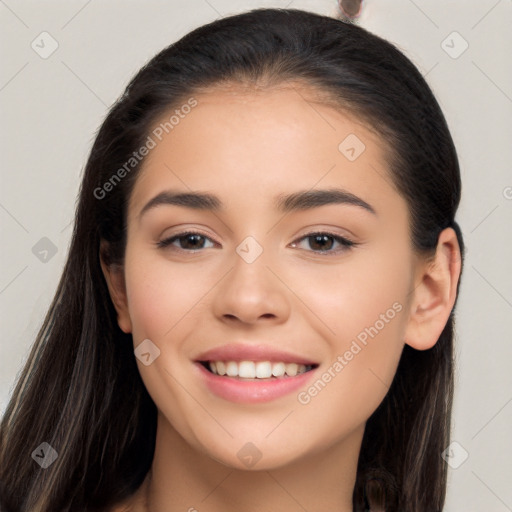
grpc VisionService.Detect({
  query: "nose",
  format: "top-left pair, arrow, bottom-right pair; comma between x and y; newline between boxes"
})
212,245 -> 291,326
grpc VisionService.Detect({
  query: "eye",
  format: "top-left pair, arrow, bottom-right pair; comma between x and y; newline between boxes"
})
156,231 -> 217,252
156,230 -> 357,255
290,231 -> 356,255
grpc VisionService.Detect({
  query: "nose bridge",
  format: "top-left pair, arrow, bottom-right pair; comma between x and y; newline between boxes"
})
235,234 -> 267,266
230,233 -> 275,294
212,232 -> 290,323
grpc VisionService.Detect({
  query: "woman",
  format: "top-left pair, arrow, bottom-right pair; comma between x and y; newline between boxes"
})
0,8 -> 464,512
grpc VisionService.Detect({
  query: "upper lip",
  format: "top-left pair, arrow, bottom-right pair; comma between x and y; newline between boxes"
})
195,343 -> 319,366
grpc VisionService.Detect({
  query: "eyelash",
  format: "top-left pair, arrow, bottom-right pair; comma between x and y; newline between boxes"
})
156,230 -> 357,255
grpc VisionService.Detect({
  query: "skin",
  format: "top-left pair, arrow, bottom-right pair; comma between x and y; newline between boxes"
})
101,82 -> 461,512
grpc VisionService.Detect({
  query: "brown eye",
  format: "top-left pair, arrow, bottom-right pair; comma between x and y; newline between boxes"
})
290,232 -> 356,255
157,231 -> 216,251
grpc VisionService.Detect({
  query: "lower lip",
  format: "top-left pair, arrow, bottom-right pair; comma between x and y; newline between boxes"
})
194,362 -> 317,404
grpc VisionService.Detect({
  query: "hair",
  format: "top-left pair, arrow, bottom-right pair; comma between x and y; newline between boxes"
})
0,8 -> 465,512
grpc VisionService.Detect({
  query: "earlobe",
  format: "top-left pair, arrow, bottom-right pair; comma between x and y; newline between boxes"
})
404,227 -> 462,351
99,240 -> 132,334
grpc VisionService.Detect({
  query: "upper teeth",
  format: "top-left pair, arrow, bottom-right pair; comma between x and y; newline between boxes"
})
208,361 -> 312,378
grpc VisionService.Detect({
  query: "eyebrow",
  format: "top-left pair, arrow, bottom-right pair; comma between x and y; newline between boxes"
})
138,187 -> 376,220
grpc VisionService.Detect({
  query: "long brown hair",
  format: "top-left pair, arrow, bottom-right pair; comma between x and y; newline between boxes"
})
0,8 -> 464,511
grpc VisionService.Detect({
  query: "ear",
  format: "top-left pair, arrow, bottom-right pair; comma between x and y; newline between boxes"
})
99,240 -> 132,334
404,227 -> 462,351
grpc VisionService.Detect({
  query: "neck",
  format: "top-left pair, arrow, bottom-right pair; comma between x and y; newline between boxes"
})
130,412 -> 363,512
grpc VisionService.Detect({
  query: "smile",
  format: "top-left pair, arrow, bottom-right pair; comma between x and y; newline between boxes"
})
193,343 -> 320,403
201,360 -> 317,379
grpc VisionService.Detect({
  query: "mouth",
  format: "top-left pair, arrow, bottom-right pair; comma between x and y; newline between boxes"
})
193,343 -> 321,402
198,360 -> 319,380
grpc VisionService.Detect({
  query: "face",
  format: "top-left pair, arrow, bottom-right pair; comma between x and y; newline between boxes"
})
112,83 -> 421,470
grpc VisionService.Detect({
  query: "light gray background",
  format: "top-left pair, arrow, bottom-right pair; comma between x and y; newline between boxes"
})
1,0 -> 511,509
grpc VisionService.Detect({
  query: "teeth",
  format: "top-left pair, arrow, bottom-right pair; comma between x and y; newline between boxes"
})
207,360 -> 311,378
226,361 -> 238,377
216,361 -> 226,375
256,361 -> 272,378
286,363 -> 298,377
272,362 -> 286,377
239,361 -> 256,378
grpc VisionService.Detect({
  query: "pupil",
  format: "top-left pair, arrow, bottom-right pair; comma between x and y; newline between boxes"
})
184,234 -> 202,249
311,234 -> 332,251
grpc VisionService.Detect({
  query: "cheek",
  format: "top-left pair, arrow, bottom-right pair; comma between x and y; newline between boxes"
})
293,243 -> 412,347
292,247 -> 411,423
295,288 -> 407,441
122,252 -> 217,440
123,250 -> 215,342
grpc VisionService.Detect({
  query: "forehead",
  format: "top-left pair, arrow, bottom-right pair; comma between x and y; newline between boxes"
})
128,84 -> 403,221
